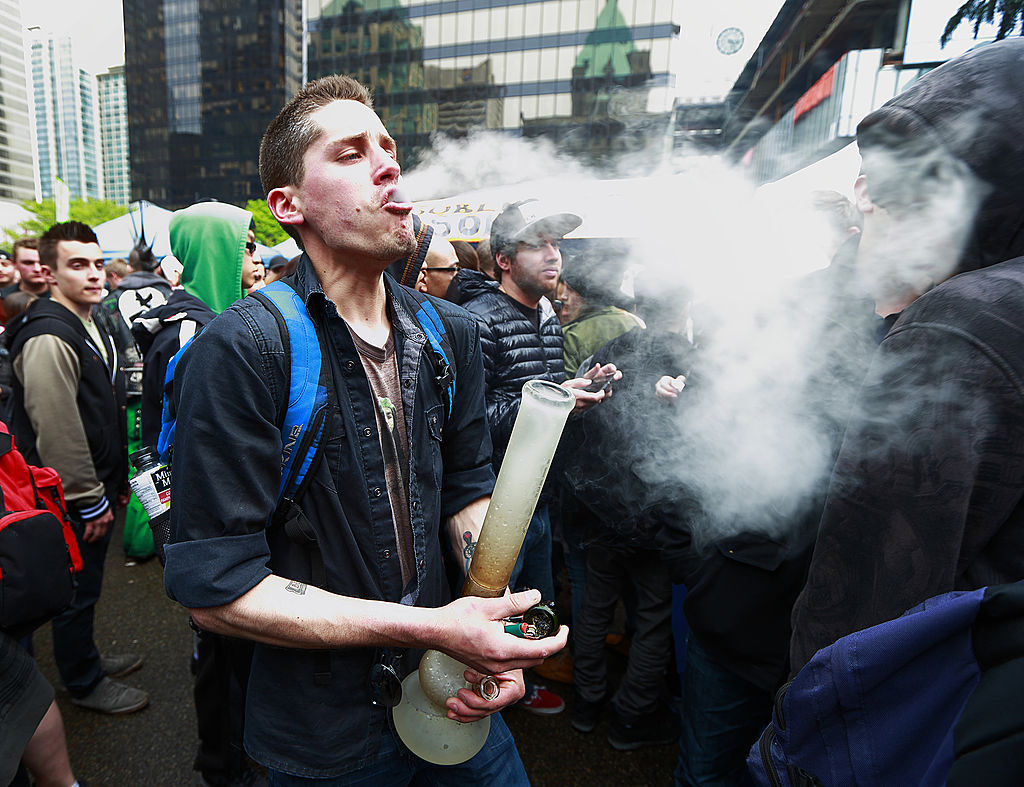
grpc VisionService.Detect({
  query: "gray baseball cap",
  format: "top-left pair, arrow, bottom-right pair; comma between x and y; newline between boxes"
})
490,199 -> 582,254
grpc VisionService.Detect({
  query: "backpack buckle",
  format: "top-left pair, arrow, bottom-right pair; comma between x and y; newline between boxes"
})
435,362 -> 453,393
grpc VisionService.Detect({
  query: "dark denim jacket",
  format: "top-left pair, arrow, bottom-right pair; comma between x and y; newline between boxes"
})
163,257 -> 495,777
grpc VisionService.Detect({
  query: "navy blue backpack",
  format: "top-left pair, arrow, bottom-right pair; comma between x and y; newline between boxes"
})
748,581 -> 1024,787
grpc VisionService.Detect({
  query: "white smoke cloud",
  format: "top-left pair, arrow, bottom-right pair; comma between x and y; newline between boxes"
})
403,131 -> 593,202
402,120 -> 987,549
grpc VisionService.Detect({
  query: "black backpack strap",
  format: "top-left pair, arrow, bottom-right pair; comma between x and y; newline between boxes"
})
405,290 -> 457,417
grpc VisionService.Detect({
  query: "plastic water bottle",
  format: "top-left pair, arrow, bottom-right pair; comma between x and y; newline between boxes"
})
128,447 -> 171,563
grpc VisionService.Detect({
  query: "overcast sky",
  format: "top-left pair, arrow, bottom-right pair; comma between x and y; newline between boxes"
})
18,0 -> 783,97
19,0 -> 126,75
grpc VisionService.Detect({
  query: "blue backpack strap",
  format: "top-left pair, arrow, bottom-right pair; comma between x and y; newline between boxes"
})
409,292 -> 457,417
251,280 -> 334,686
157,333 -> 199,464
249,280 -> 331,506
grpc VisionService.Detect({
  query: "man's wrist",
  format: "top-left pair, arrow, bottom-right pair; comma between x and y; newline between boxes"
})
78,495 -> 110,521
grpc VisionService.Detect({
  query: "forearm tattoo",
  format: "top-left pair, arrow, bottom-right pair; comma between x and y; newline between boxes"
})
285,580 -> 307,595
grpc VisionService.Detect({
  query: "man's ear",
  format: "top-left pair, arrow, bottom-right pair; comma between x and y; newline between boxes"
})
494,250 -> 513,274
41,264 -> 57,285
267,187 -> 303,229
854,174 -> 875,214
414,270 -> 428,293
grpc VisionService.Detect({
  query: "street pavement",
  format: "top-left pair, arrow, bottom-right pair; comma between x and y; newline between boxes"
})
31,519 -> 679,786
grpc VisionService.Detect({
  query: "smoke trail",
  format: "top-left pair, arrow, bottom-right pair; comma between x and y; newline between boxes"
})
402,120 -> 987,550
402,131 -> 593,201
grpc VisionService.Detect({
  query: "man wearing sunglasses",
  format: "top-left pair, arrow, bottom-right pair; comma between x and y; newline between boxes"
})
414,233 -> 461,300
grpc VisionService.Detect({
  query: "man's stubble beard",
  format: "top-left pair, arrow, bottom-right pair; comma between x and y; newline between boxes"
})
510,263 -> 553,302
380,222 -> 416,262
317,215 -> 415,264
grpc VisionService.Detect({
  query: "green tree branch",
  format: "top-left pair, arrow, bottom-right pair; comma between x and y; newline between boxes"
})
942,0 -> 1024,46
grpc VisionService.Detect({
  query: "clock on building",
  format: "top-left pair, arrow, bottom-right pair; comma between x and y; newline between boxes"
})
716,27 -> 745,56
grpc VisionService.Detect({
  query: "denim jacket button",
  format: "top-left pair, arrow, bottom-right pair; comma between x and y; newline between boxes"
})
384,549 -> 390,558
363,427 -> 372,438
373,487 -> 382,497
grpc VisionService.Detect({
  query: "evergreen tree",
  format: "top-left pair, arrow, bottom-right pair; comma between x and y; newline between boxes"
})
245,199 -> 289,246
942,0 -> 1024,46
6,198 -> 128,242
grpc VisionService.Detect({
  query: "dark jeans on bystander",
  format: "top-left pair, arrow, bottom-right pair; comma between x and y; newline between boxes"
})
573,544 -> 673,719
53,516 -> 113,698
674,635 -> 771,787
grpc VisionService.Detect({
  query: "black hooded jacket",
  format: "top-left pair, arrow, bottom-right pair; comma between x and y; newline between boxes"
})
561,325 -> 697,544
7,298 -> 128,517
455,269 -> 565,469
791,39 -> 1024,672
94,271 -> 172,397
131,290 -> 216,448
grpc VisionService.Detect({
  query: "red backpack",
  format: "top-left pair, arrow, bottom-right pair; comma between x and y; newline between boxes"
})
0,420 -> 83,637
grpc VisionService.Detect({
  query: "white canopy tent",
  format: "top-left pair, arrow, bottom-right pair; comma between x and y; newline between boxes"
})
271,236 -> 301,259
94,201 -> 174,259
755,142 -> 862,203
0,200 -> 32,241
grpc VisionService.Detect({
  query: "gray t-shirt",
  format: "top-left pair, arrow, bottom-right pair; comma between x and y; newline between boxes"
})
347,327 -> 415,589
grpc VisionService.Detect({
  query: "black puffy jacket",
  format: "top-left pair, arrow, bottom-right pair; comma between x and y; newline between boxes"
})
455,270 -> 565,469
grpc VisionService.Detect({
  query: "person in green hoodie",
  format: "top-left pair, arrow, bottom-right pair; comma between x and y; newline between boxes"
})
133,202 -> 262,449
132,201 -> 263,787
558,246 -> 643,377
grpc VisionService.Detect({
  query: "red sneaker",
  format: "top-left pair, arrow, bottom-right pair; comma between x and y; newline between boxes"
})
517,684 -> 565,715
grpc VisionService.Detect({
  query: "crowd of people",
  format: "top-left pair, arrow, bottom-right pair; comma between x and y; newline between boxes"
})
2,37 -> 1024,787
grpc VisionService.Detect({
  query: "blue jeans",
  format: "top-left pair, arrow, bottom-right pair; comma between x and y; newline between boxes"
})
674,636 -> 771,787
53,515 -> 113,698
508,505 -> 554,602
266,714 -> 528,786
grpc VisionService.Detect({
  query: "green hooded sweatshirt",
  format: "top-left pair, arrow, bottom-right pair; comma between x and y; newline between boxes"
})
168,202 -> 253,314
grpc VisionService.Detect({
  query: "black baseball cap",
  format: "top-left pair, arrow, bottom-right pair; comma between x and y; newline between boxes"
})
490,199 -> 582,255
264,253 -> 289,271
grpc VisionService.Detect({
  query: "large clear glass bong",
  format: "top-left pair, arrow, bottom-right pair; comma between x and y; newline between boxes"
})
393,379 -> 575,764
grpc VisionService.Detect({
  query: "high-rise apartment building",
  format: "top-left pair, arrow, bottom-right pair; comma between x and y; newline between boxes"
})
27,28 -> 105,201
305,0 -> 680,168
0,0 -> 39,202
123,0 -> 303,208
98,65 -> 131,205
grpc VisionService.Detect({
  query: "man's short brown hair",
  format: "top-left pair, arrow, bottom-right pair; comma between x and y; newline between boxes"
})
38,222 -> 99,269
12,237 -> 38,264
259,75 -> 373,196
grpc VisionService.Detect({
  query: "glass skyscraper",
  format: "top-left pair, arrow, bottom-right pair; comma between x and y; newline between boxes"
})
305,0 -> 680,167
0,0 -> 35,202
125,0 -> 678,205
27,28 -> 103,201
98,65 -> 131,205
123,0 -> 303,208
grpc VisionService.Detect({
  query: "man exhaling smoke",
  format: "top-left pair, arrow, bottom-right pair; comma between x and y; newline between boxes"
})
790,39 -> 1024,681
